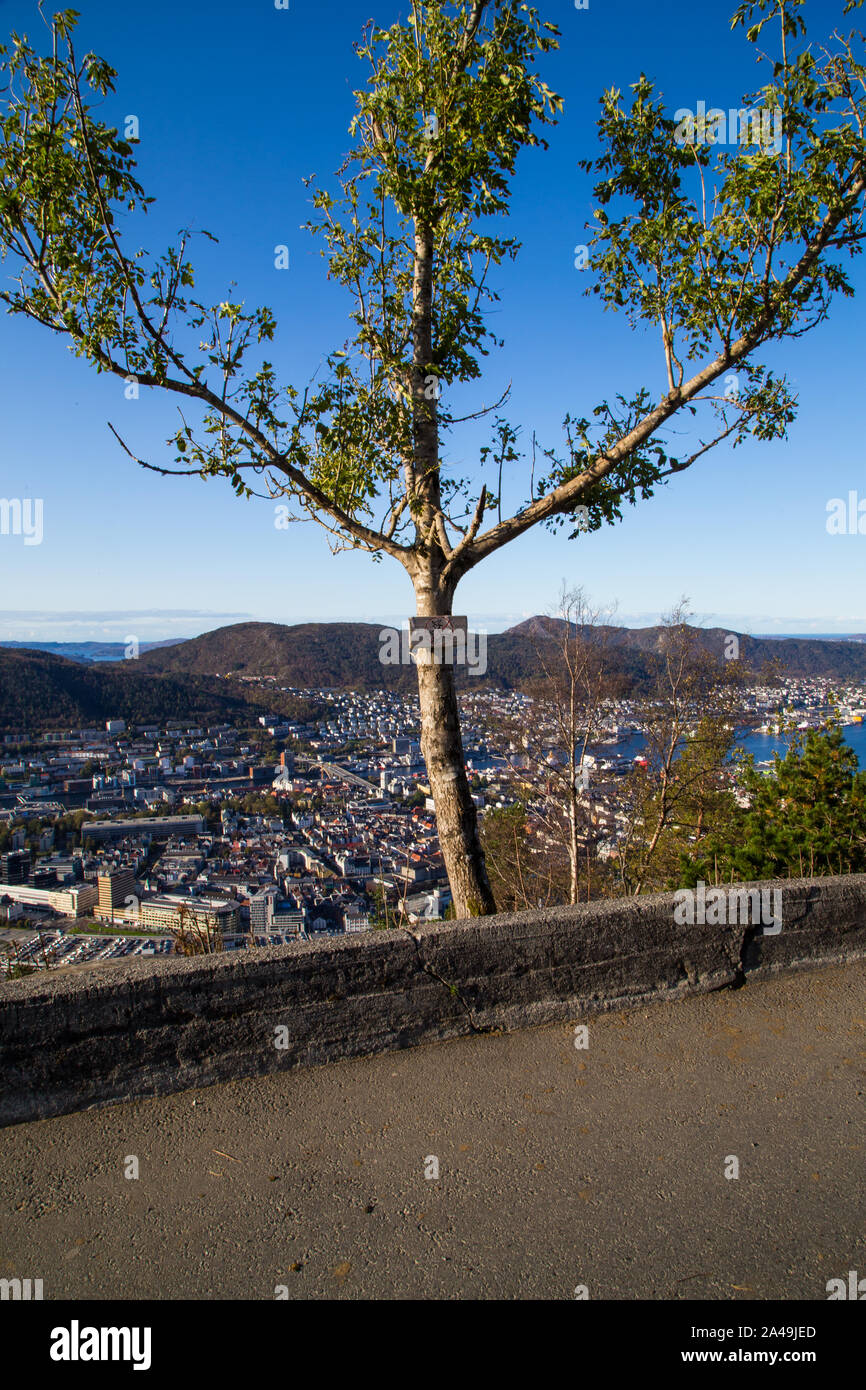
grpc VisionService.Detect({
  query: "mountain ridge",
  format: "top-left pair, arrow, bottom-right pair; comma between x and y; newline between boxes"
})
0,646 -> 311,733
2,619 -> 865,731
134,618 -> 866,687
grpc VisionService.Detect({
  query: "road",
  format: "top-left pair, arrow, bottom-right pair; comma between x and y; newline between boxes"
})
300,756 -> 379,793
1,957 -> 865,1300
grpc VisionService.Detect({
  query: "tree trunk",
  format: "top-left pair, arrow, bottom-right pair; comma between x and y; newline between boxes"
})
412,581 -> 496,919
415,654 -> 497,919
568,795 -> 579,905
407,218 -> 496,918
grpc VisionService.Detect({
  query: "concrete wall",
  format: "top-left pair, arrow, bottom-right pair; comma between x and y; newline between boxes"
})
2,874 -> 865,1127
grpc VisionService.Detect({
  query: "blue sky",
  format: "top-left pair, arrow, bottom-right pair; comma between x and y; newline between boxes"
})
1,0 -> 864,642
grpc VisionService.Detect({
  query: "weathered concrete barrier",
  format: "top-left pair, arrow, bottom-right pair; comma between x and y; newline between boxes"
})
1,874 -> 865,1127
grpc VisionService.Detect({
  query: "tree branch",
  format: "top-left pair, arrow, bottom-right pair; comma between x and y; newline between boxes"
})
452,168 -> 865,578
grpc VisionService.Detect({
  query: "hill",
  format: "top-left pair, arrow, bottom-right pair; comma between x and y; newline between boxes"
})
4,620 -> 865,732
506,618 -> 866,680
0,647 -> 308,733
135,618 -> 866,688
134,621 -> 423,691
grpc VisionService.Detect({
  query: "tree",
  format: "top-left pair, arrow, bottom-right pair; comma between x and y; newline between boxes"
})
517,588 -> 615,903
2,2 -> 866,915
171,899 -> 223,955
689,723 -> 866,882
368,880 -> 397,930
613,605 -> 745,894
0,943 -> 36,980
480,801 -> 569,911
634,716 -> 742,890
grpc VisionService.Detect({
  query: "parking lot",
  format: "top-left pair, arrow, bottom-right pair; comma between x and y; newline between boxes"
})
0,926 -> 174,971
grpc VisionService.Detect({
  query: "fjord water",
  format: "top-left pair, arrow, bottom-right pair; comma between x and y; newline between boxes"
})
736,722 -> 866,769
607,724 -> 866,770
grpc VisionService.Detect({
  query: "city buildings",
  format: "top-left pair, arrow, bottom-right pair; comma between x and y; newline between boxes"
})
2,669 -> 864,974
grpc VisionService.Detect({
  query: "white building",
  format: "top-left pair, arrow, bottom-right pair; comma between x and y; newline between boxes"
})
0,883 -> 98,917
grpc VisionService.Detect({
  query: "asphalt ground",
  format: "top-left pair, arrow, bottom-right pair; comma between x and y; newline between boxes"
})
2,956 -> 865,1301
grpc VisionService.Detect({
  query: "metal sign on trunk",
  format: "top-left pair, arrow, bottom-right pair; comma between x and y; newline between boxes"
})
409,616 -> 469,667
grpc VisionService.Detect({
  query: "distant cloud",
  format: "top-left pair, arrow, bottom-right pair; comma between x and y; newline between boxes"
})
3,607 -> 864,642
0,610 -> 252,642
614,611 -> 866,634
